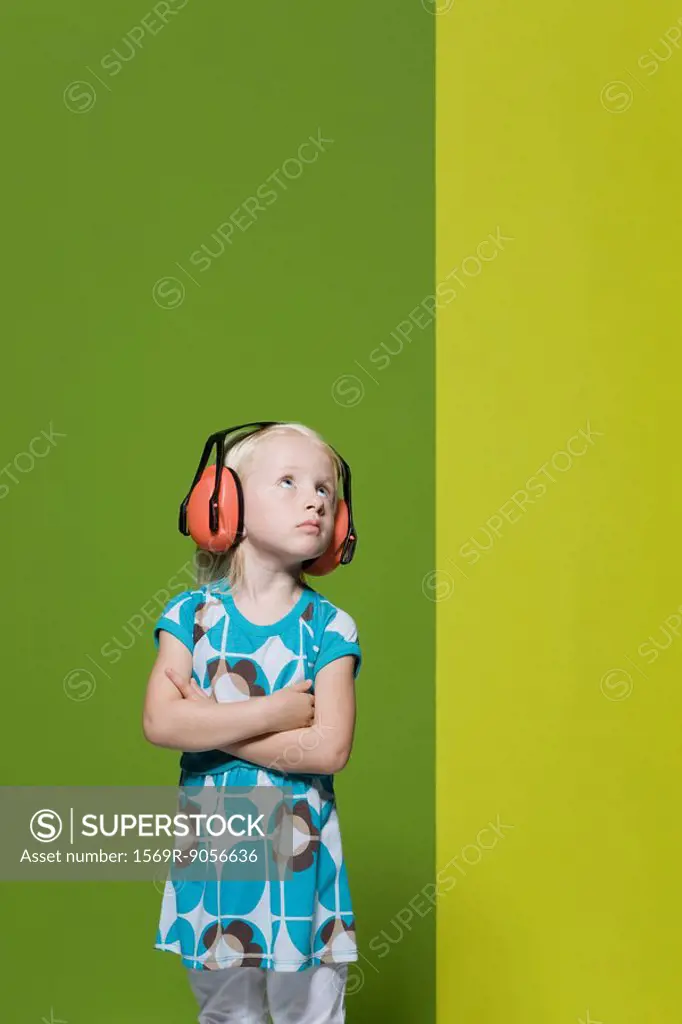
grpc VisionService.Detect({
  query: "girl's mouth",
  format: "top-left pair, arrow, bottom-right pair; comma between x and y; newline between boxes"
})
297,522 -> 321,533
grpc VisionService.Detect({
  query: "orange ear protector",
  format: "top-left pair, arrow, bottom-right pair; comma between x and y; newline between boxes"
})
177,421 -> 358,576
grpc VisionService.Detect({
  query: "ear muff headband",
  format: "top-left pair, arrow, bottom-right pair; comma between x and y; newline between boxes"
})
178,421 -> 357,575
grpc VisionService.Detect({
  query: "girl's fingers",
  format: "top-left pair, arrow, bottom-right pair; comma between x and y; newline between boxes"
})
165,668 -> 214,701
194,680 -> 217,701
165,668 -> 191,694
190,680 -> 210,699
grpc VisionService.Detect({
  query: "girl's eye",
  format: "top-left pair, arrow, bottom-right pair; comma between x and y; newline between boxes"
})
317,485 -> 330,498
279,476 -> 294,488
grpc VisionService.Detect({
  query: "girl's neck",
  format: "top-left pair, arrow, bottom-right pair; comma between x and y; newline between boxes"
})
230,563 -> 303,607
231,578 -> 303,605
229,577 -> 305,626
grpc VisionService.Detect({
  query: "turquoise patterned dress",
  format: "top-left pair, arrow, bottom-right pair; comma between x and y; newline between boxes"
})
151,580 -> 362,973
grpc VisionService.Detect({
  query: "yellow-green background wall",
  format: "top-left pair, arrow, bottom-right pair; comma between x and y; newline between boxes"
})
438,1 -> 682,1021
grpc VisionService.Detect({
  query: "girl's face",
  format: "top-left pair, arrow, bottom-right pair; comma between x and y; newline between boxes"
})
240,432 -> 337,565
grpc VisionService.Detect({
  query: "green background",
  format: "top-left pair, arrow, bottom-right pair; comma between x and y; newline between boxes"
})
0,3 -> 434,1022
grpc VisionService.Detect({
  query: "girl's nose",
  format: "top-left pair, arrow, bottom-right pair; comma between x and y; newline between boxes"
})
306,493 -> 324,512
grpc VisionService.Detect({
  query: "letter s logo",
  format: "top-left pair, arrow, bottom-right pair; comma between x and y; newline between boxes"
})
30,809 -> 63,842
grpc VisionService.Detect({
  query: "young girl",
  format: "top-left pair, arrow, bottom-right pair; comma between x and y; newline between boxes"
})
142,422 -> 362,1024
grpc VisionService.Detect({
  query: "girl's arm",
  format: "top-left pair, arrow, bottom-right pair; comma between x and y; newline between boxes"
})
216,656 -> 357,775
143,632 -> 312,751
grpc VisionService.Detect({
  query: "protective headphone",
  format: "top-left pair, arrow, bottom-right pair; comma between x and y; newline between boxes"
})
178,421 -> 357,576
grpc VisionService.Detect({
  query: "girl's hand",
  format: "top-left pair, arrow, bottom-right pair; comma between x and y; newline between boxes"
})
267,679 -> 315,730
165,667 -> 217,703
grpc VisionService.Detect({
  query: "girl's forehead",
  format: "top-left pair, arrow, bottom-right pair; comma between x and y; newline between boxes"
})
255,433 -> 334,474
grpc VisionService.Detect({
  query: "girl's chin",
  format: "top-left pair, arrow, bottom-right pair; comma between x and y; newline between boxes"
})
298,541 -> 328,558
292,535 -> 330,559
258,538 -> 327,565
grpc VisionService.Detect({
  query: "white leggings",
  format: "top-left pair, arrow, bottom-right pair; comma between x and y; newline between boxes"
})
185,963 -> 348,1023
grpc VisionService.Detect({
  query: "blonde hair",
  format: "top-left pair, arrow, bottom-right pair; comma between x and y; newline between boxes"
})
194,422 -> 343,591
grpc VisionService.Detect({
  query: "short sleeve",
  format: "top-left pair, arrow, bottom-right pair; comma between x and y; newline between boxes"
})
153,590 -> 200,655
314,607 -> 362,681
